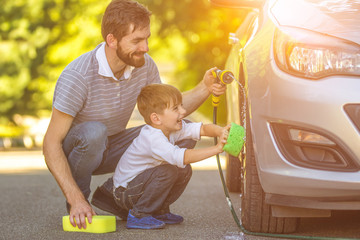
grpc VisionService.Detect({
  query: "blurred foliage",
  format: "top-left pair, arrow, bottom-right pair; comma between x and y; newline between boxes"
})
143,0 -> 248,124
0,125 -> 23,137
0,0 -> 247,136
0,0 -> 105,129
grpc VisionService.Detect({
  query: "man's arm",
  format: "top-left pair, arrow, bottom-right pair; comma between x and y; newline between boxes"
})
43,108 -> 95,229
182,67 -> 226,116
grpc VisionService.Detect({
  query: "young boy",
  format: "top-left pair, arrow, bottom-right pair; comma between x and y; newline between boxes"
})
112,83 -> 230,229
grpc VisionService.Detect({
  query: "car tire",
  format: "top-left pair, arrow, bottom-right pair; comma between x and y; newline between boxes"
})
225,153 -> 242,192
241,108 -> 300,233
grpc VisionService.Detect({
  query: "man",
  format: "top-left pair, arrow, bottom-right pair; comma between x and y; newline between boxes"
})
43,0 -> 225,229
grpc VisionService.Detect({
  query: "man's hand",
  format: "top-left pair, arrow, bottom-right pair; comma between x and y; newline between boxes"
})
182,67 -> 227,115
69,198 -> 96,229
203,67 -> 227,96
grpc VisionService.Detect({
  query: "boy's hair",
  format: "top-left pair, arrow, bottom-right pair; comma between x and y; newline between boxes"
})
101,0 -> 151,41
137,84 -> 183,125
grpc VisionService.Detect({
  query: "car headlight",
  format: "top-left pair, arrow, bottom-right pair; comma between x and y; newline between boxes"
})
273,27 -> 360,79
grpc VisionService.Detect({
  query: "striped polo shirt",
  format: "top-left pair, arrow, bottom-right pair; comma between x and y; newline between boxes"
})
53,42 -> 161,136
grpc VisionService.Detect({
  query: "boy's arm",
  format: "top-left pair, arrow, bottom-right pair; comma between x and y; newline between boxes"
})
183,145 -> 223,165
200,123 -> 224,138
183,124 -> 230,165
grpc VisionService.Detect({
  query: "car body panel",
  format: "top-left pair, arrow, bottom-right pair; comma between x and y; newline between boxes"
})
224,0 -> 360,207
270,0 -> 360,45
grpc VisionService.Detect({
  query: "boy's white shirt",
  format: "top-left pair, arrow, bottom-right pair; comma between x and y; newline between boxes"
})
113,120 -> 202,188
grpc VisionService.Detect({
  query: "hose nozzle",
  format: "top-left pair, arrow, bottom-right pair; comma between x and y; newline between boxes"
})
212,69 -> 235,107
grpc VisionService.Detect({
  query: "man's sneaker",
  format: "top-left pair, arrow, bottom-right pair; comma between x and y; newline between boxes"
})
91,187 -> 128,220
153,213 -> 184,224
126,212 -> 165,229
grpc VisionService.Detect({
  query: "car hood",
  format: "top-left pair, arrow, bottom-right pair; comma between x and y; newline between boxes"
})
270,0 -> 360,45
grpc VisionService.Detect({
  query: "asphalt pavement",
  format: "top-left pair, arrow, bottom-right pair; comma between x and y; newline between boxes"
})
2,150 -> 360,240
0,111 -> 251,240
0,145 -> 251,240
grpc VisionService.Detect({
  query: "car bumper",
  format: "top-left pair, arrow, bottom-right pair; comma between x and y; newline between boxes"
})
249,59 -> 360,203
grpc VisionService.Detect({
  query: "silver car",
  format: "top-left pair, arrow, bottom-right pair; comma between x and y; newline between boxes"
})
212,0 -> 360,233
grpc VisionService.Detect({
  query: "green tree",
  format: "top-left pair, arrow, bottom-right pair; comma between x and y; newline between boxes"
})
0,0 -> 246,135
0,0 -> 106,127
143,0 -> 247,124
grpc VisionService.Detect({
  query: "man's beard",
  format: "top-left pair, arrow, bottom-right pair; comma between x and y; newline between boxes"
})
116,47 -> 146,68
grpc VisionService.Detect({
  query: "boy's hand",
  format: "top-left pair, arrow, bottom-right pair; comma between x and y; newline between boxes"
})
216,124 -> 231,152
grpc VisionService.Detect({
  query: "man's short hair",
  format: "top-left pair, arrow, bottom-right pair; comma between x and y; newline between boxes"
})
137,84 -> 183,125
101,0 -> 151,41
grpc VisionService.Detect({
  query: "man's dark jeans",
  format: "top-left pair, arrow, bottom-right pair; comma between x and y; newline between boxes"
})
113,164 -> 192,218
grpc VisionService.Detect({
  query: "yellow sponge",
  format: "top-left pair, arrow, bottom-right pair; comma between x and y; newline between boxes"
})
62,215 -> 116,233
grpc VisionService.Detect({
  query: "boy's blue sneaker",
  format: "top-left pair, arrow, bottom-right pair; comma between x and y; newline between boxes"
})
126,212 -> 165,229
153,213 -> 184,224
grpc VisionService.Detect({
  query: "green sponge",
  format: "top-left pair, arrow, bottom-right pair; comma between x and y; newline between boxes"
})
223,122 -> 245,157
62,215 -> 116,233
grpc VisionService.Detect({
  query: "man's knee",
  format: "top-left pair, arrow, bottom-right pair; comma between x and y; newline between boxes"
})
80,121 -> 107,146
176,139 -> 196,149
63,121 -> 107,167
